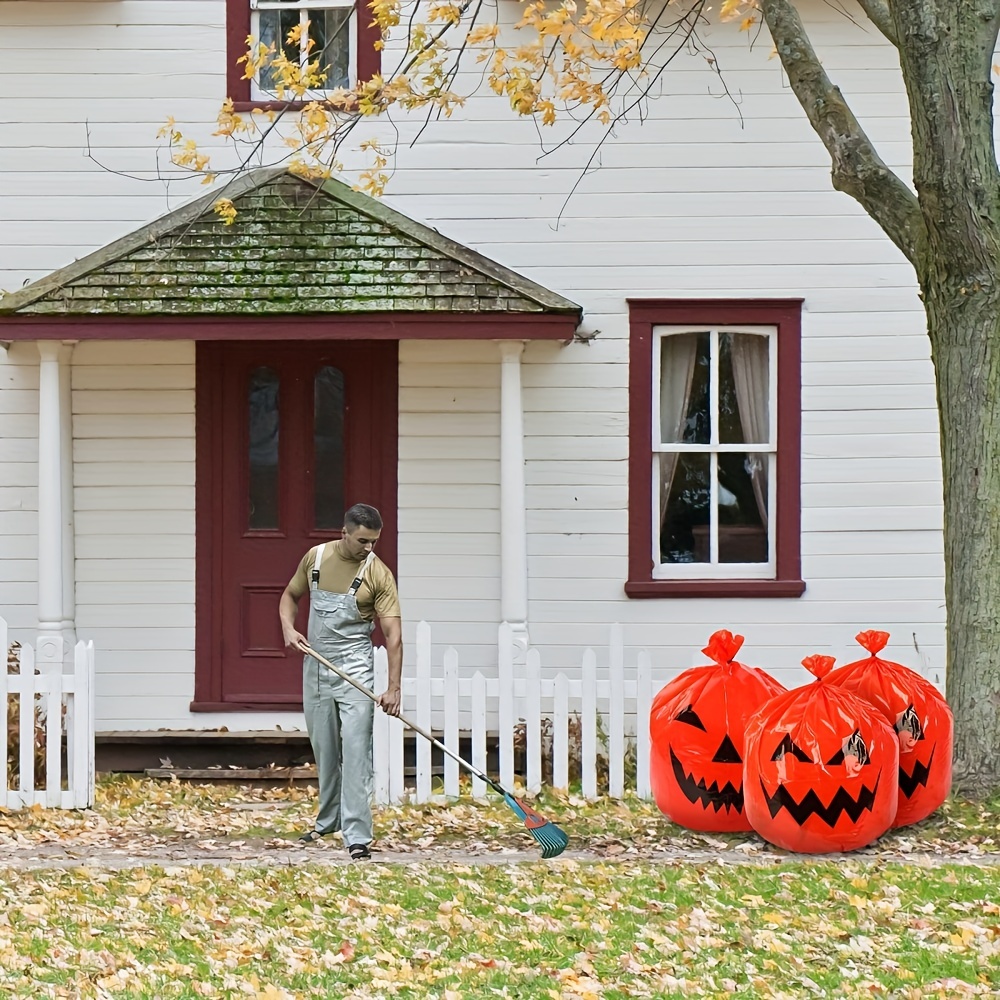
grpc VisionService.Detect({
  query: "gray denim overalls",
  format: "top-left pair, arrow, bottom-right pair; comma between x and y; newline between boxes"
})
302,544 -> 377,845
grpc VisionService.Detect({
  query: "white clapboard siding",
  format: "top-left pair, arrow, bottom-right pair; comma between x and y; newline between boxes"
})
1,616 -> 95,810
0,0 -> 952,732
803,410 -> 940,436
74,415 -> 195,439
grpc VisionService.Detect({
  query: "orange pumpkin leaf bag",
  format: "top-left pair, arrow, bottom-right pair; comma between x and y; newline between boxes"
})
743,654 -> 899,853
826,630 -> 953,828
649,630 -> 785,832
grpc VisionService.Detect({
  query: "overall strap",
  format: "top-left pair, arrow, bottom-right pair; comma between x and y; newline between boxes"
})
310,543 -> 326,591
348,551 -> 376,597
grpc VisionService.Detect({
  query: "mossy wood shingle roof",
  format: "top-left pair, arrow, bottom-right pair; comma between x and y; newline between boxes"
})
0,169 -> 581,320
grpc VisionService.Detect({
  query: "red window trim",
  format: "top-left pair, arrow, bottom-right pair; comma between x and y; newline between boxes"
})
226,0 -> 382,112
626,298 -> 805,599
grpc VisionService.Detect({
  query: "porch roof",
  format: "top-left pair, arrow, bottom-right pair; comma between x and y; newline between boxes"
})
0,168 -> 582,339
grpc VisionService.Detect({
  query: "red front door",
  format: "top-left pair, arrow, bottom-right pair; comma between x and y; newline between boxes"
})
194,340 -> 398,711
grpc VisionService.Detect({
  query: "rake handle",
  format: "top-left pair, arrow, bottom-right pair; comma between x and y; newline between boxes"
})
299,643 -> 504,796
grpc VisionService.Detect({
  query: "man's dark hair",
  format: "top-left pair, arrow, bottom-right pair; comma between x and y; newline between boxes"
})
344,503 -> 382,531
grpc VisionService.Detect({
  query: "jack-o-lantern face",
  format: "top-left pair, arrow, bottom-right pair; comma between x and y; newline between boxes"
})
827,631 -> 953,828
650,631 -> 785,833
744,655 -> 899,854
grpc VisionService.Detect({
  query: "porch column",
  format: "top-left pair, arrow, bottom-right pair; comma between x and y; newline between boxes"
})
36,342 -> 68,670
498,341 -> 529,656
60,342 -> 77,646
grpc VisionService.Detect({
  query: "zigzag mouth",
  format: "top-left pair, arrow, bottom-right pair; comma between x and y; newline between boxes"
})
899,746 -> 935,798
760,772 -> 881,828
669,747 -> 744,813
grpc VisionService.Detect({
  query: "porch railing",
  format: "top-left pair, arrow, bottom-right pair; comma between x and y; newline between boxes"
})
2,615 -> 96,810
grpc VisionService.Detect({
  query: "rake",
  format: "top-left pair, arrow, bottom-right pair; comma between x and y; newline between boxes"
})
299,642 -> 569,859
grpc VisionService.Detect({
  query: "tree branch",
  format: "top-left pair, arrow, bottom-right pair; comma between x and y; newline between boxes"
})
760,0 -> 927,266
854,0 -> 898,46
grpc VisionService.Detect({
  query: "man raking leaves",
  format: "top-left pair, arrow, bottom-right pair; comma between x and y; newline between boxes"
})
279,503 -> 403,861
299,641 -> 569,860
280,502 -> 567,860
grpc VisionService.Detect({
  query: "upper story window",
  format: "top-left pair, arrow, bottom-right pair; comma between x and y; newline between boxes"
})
626,299 -> 806,599
252,0 -> 355,98
227,0 -> 381,111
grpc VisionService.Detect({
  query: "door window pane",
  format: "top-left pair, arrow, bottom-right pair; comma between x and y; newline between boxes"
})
314,366 -> 345,530
248,367 -> 280,530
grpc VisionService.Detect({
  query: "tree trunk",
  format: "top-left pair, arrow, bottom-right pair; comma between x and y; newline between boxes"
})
761,0 -> 1000,797
925,283 -> 1000,797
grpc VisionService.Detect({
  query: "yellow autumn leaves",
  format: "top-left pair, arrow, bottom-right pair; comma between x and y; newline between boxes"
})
154,0 -> 721,214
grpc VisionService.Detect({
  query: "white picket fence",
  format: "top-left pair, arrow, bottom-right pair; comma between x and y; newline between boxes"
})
1,616 -> 96,810
372,621 -> 662,805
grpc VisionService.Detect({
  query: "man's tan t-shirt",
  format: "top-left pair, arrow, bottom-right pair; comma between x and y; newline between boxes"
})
288,544 -> 401,623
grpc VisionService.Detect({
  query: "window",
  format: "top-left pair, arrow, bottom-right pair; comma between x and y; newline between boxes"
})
227,0 -> 381,111
627,299 -> 805,598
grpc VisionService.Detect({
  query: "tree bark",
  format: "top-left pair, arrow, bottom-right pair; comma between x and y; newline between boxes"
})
762,0 -> 1000,795
925,289 -> 1000,797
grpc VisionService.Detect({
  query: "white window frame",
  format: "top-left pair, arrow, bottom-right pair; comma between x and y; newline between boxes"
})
651,324 -> 779,581
250,0 -> 358,101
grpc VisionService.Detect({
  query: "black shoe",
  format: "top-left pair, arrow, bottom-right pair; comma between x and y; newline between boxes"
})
299,830 -> 325,844
348,843 -> 371,861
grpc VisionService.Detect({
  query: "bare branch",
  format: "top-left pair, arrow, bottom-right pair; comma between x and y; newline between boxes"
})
854,0 -> 898,46
760,0 -> 927,266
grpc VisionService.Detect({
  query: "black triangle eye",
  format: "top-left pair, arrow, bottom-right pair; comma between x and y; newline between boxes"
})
896,705 -> 924,741
675,705 -> 706,730
827,730 -> 870,766
771,733 -> 812,762
712,734 -> 742,763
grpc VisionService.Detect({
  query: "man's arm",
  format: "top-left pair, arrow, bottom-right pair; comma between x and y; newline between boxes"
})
377,616 -> 402,716
279,585 -> 308,652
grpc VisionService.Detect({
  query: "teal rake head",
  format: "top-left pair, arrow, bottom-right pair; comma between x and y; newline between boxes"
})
503,793 -> 570,859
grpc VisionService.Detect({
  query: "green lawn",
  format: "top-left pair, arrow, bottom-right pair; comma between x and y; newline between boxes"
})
0,780 -> 997,998
1,859 -> 998,998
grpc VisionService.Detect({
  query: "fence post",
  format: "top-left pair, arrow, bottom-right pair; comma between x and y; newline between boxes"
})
18,641 -> 36,806
497,623 -> 514,791
44,667 -> 61,809
373,646 -> 389,805
443,647 -> 459,798
471,671 -> 487,800
581,648 -> 597,799
525,648 -> 541,794
415,621 -> 432,803
636,649 -> 652,800
1,616 -> 8,805
72,640 -> 95,809
552,672 -> 568,792
608,624 -> 625,798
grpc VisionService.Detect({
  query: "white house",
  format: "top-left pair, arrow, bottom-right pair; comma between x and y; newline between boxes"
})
0,0 -> 944,741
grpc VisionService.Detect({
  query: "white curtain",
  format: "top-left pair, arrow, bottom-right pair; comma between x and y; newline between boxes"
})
659,334 -> 698,522
730,333 -> 769,527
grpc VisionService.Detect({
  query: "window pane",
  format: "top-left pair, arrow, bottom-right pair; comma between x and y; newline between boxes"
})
258,6 -> 301,92
659,452 -> 710,564
311,7 -> 352,89
248,367 -> 280,530
721,332 -> 769,445
659,332 -> 711,445
718,451 -> 769,563
314,366 -> 345,530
